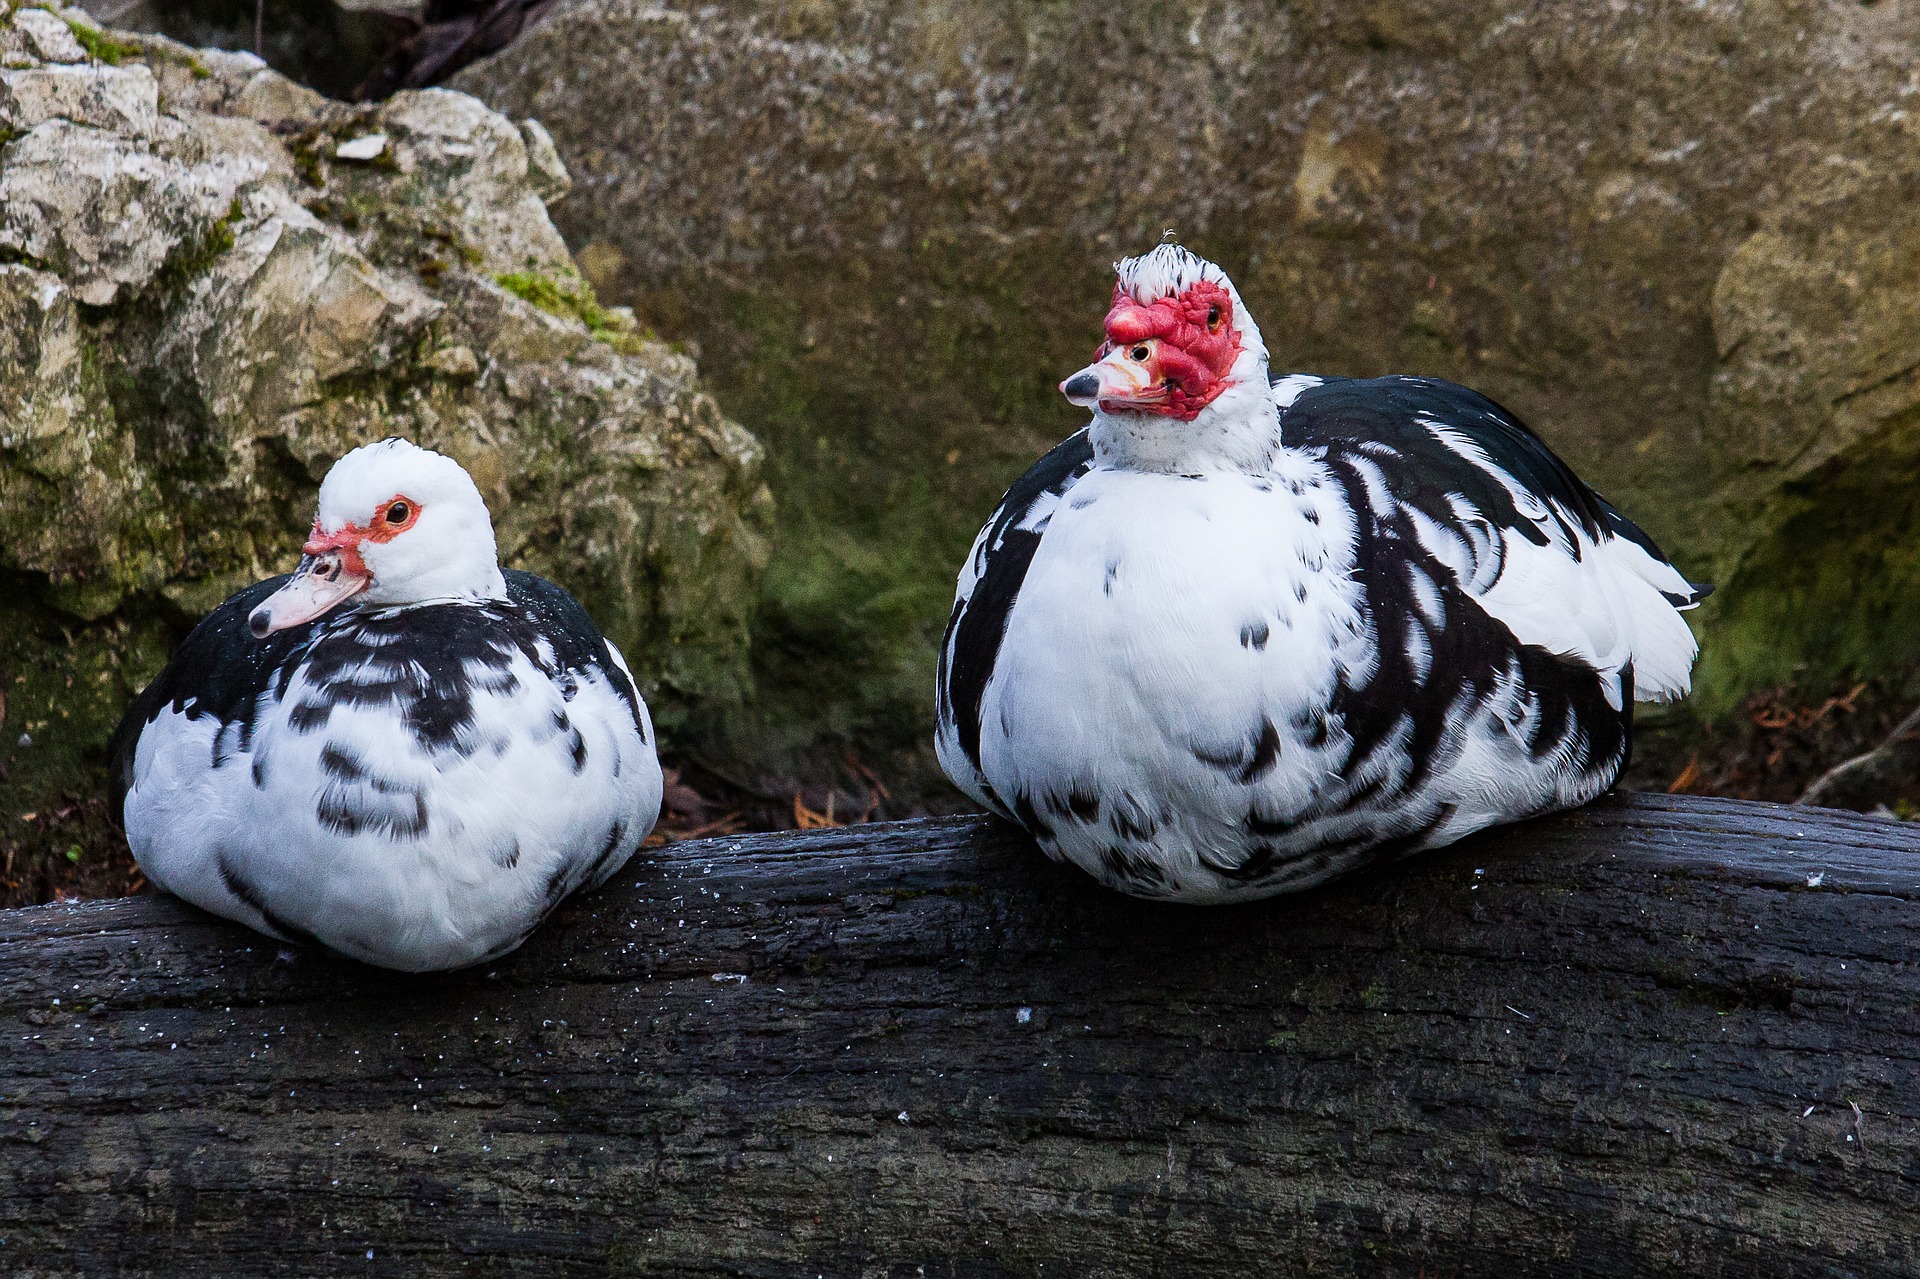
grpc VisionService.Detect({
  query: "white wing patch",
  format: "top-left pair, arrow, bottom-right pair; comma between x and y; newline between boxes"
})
1411,415 -> 1697,704
1270,374 -> 1325,408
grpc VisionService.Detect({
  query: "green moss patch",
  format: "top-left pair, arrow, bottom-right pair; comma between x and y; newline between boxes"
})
494,270 -> 649,355
1693,428 -> 1920,712
60,16 -> 139,65
149,198 -> 242,295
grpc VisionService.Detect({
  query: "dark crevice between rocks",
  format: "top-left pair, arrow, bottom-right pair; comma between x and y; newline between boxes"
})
78,0 -> 545,100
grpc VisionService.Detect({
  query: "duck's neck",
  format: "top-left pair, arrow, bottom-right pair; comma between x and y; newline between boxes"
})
1089,381 -> 1282,477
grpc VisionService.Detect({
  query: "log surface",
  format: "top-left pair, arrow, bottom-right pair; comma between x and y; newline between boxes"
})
2,793 -> 1917,1277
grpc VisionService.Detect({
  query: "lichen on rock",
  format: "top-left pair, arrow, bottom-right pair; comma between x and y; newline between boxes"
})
0,4 -> 769,904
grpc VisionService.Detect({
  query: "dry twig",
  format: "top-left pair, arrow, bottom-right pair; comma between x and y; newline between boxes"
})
1796,701 -> 1920,807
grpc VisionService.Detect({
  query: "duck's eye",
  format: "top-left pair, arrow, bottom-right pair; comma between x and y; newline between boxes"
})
1207,304 -> 1222,331
1130,345 -> 1150,362
384,501 -> 411,525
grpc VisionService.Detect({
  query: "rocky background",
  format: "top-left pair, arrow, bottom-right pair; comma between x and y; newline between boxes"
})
12,0 -> 1920,903
0,0 -> 768,904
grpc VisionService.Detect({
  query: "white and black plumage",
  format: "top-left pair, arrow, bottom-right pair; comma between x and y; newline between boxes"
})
935,244 -> 1707,903
109,438 -> 662,970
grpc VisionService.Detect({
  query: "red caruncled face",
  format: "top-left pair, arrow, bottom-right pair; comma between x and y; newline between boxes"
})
1097,279 -> 1240,420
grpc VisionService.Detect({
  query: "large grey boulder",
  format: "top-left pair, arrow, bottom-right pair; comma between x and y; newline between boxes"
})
455,0 -> 1920,790
0,3 -> 768,904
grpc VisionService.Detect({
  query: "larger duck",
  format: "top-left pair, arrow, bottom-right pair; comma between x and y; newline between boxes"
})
936,244 -> 1705,902
110,438 -> 662,970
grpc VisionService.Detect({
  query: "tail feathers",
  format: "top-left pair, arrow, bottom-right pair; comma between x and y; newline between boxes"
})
1663,580 -> 1714,611
1601,503 -> 1710,603
1595,533 -> 1701,703
1593,499 -> 1707,699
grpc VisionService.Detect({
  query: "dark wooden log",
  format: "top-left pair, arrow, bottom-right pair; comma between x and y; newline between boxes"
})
2,793 -> 1917,1277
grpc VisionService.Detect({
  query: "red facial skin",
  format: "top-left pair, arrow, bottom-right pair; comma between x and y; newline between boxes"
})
1096,279 -> 1241,420
302,494 -> 422,575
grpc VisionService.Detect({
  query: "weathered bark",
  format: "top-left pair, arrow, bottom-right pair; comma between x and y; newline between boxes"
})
2,793 -> 1917,1277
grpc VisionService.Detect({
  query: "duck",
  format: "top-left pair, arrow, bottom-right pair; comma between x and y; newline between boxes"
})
109,438 -> 662,970
935,243 -> 1707,903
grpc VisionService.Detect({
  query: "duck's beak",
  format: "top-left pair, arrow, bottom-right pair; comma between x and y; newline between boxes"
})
1059,339 -> 1167,411
248,549 -> 369,638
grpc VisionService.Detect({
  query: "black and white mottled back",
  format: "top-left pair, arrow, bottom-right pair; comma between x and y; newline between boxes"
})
936,246 -> 1705,902
111,439 -> 662,970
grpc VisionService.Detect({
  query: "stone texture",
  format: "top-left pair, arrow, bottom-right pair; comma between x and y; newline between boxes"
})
455,0 -> 1920,790
0,3 -> 769,904
0,116 -> 251,305
0,61 -> 158,132
10,4 -> 83,60
0,265 -> 89,451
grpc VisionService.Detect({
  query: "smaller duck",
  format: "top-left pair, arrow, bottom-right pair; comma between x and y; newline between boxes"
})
110,438 -> 662,971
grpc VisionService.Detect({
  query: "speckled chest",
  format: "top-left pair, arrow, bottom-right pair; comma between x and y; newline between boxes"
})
981,461 -> 1364,774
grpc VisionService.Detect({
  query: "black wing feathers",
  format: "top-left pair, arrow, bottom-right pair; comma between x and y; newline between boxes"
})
1281,375 -> 1632,791
108,577 -> 301,825
1280,375 -> 1612,549
939,427 -> 1095,775
1283,374 -> 1705,606
502,570 -> 646,736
